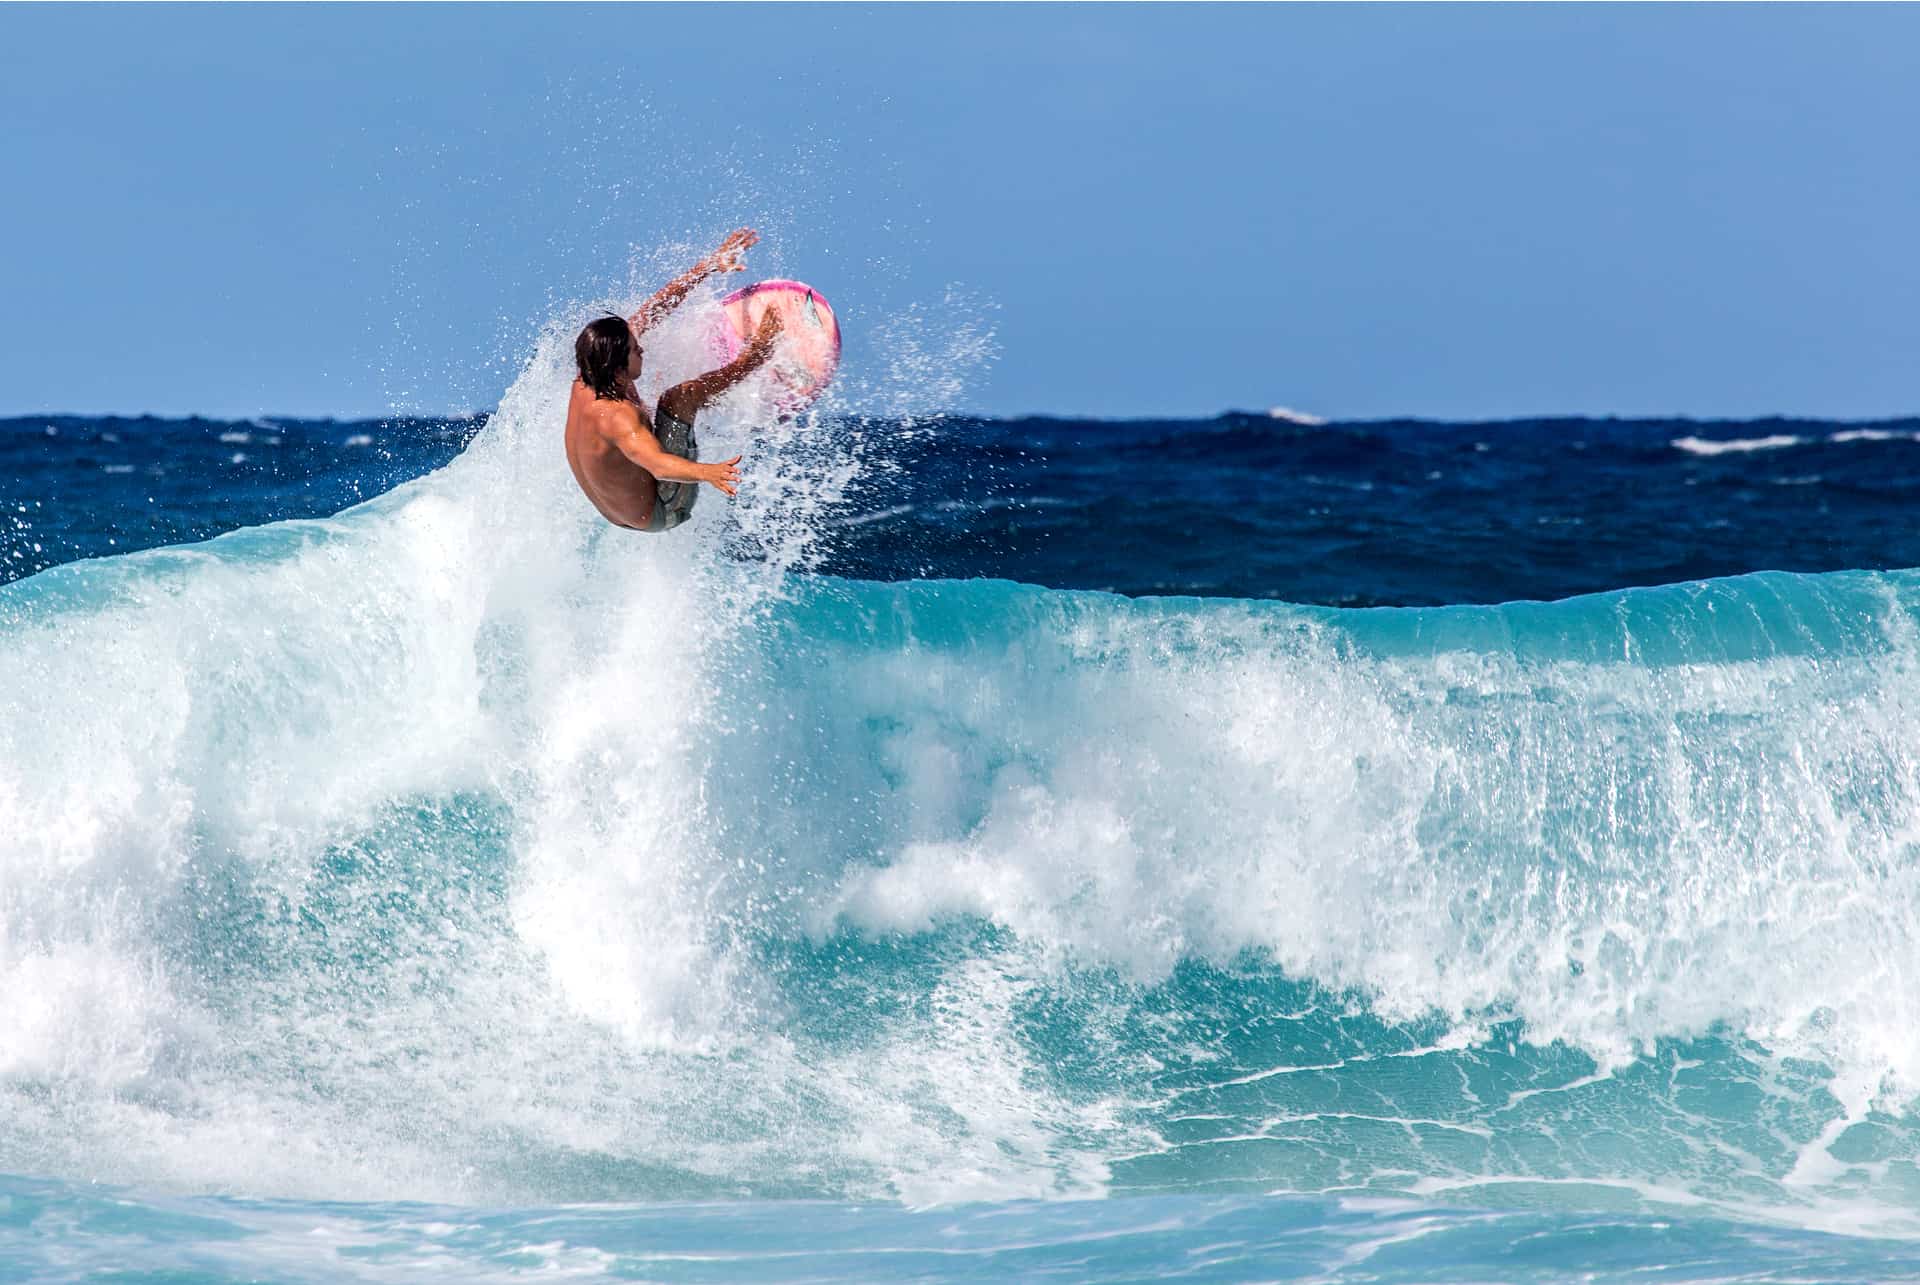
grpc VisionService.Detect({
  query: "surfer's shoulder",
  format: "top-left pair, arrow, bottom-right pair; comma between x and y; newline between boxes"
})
577,387 -> 649,436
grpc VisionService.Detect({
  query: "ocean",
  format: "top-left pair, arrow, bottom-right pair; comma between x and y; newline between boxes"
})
7,305 -> 1920,1281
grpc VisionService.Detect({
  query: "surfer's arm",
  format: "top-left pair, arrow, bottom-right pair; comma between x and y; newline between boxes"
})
604,410 -> 741,495
657,310 -> 783,422
628,228 -> 758,335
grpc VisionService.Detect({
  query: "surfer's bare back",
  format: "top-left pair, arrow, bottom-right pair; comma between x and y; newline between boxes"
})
564,228 -> 783,533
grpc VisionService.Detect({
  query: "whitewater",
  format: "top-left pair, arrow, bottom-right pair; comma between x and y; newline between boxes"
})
7,302 -> 1920,1280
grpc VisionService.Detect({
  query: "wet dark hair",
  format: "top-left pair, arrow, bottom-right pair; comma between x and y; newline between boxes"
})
575,315 -> 634,400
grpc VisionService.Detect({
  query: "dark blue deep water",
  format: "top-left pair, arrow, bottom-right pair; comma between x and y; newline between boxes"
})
10,407 -> 1920,1283
13,412 -> 1920,604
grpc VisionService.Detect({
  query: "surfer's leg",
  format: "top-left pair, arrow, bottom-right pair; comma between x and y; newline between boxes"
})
657,377 -> 720,428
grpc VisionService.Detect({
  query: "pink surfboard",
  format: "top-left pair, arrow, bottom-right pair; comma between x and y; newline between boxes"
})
709,279 -> 841,412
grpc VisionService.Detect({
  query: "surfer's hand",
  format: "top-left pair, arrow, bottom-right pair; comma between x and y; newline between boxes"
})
702,228 -> 758,276
748,308 -> 784,357
703,455 -> 743,497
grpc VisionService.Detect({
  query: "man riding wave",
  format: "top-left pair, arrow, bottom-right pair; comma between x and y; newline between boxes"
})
564,228 -> 783,532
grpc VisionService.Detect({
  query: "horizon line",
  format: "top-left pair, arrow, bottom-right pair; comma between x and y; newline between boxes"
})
6,408 -> 1920,429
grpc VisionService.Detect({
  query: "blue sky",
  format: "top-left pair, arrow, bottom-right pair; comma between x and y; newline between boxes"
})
1,4 -> 1915,422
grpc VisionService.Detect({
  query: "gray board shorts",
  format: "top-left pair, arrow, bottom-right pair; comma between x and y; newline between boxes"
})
645,407 -> 699,533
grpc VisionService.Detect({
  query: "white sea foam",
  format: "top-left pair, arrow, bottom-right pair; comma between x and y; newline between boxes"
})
1268,406 -> 1328,426
1831,428 -> 1920,444
1675,428 -> 1920,455
0,273 -> 1021,1207
798,584 -> 1920,1102
1672,434 -> 1805,455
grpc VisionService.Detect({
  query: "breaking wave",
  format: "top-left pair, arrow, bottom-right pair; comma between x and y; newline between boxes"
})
5,306 -> 1920,1236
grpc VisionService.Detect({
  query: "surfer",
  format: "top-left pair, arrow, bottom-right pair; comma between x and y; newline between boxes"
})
563,228 -> 784,532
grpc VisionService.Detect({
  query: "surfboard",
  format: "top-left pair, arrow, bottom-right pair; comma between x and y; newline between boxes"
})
709,280 -> 841,412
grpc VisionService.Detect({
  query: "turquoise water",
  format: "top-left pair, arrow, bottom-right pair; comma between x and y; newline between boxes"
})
12,1175 -> 1920,1283
7,317 -> 1920,1280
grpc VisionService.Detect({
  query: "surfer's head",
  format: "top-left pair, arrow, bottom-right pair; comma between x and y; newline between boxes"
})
575,315 -> 640,399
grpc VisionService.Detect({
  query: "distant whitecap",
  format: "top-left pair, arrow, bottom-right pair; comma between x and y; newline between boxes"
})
1830,429 -> 1920,444
1672,434 -> 1804,456
1267,406 -> 1327,426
